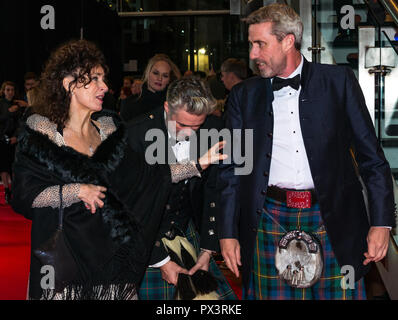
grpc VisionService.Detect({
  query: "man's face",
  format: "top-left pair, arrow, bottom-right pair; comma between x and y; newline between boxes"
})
165,103 -> 206,140
248,22 -> 287,78
123,79 -> 132,88
25,79 -> 37,92
4,85 -> 15,101
221,71 -> 233,91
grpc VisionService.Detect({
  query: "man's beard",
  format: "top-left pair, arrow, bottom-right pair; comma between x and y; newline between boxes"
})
255,57 -> 287,78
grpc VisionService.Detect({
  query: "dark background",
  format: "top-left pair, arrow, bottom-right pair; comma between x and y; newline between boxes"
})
0,0 -> 122,95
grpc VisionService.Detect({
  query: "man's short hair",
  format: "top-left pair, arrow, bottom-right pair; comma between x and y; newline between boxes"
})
221,58 -> 247,80
24,72 -> 38,82
166,78 -> 217,115
123,76 -> 134,84
243,3 -> 303,50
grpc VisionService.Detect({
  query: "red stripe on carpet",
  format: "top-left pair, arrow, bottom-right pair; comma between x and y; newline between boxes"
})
0,189 -> 31,300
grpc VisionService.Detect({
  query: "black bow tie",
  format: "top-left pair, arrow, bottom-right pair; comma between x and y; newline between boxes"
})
272,74 -> 301,91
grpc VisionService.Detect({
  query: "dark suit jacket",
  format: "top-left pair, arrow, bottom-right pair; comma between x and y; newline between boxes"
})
218,58 -> 396,289
120,85 -> 167,123
126,106 -> 224,264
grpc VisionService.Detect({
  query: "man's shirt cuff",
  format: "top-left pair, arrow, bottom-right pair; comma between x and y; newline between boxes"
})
149,256 -> 171,268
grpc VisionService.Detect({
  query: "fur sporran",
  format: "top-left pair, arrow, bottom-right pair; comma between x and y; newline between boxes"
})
162,236 -> 219,300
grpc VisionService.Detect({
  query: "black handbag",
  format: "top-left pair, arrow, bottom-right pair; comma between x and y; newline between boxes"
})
33,185 -> 78,293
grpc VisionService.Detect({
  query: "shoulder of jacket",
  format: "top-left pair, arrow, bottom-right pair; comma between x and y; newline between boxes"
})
126,107 -> 163,128
203,114 -> 225,130
310,62 -> 350,76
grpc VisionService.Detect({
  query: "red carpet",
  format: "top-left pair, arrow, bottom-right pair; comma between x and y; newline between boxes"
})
0,189 -> 31,300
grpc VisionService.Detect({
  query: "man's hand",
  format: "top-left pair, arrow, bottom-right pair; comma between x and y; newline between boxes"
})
220,238 -> 241,278
160,261 -> 189,285
14,99 -> 28,107
198,141 -> 228,170
8,105 -> 19,113
188,250 -> 211,275
363,227 -> 390,265
9,137 -> 17,145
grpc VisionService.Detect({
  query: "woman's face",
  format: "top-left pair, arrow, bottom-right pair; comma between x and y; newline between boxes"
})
69,66 -> 108,112
147,61 -> 171,93
3,85 -> 15,101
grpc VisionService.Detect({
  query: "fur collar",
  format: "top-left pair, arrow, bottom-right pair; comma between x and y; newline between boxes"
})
18,113 -> 127,186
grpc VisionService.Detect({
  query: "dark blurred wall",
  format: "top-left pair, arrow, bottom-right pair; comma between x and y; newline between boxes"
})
0,0 -> 122,94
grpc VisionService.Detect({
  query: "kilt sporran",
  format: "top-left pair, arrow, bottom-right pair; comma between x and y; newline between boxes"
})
275,229 -> 323,288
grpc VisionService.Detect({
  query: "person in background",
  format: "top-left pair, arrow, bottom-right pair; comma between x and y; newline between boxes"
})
220,58 -> 247,92
206,69 -> 226,118
0,81 -> 19,203
120,54 -> 181,123
22,72 -> 39,102
183,70 -> 193,78
119,76 -> 134,100
131,78 -> 143,97
220,58 -> 247,120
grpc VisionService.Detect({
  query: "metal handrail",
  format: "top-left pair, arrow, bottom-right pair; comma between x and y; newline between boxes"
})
118,10 -> 231,17
380,0 -> 398,27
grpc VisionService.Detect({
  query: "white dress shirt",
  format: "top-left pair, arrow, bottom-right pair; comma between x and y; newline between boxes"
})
268,56 -> 315,190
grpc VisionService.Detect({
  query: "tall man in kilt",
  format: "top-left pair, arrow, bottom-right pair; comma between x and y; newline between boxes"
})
127,78 -> 237,300
218,3 -> 396,300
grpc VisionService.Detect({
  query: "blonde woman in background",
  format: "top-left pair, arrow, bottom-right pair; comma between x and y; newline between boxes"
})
120,54 -> 181,123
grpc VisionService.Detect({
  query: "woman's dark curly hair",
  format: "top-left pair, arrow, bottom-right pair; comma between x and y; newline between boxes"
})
34,39 -> 108,127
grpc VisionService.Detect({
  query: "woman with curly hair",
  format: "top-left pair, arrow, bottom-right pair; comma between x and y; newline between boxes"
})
120,54 -> 181,122
11,39 -> 226,300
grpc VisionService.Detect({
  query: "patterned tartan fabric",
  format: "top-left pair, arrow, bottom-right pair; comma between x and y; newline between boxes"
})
138,220 -> 237,300
245,197 -> 366,300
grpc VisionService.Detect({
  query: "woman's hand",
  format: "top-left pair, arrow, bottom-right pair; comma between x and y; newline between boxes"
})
198,140 -> 228,171
78,184 -> 107,214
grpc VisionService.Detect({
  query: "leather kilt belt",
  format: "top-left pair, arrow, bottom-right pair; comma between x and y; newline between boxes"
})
266,185 -> 318,209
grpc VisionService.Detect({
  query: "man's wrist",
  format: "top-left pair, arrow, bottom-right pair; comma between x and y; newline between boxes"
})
149,256 -> 171,268
200,248 -> 214,257
196,161 -> 204,173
